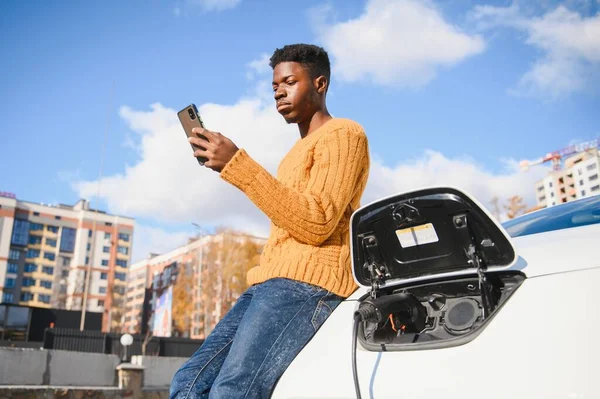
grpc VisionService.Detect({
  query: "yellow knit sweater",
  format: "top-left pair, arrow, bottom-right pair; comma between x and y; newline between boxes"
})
220,118 -> 370,298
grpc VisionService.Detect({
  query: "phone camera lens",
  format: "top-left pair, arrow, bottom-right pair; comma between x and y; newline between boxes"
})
188,109 -> 196,120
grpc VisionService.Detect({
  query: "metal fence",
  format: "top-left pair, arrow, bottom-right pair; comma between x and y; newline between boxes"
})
42,328 -> 203,358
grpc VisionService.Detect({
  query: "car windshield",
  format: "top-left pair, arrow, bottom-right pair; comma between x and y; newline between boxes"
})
502,195 -> 600,238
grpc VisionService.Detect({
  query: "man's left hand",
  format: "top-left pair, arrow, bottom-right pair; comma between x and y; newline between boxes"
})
189,128 -> 239,173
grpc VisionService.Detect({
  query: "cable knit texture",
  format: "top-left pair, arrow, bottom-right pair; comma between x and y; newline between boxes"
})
220,118 -> 370,298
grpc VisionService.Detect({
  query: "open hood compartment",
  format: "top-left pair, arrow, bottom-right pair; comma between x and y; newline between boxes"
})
351,187 -> 517,288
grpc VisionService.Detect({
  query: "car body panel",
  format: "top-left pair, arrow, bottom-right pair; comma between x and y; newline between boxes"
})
272,268 -> 599,399
272,194 -> 600,399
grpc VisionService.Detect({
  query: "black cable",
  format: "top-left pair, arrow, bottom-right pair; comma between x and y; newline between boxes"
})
352,313 -> 362,399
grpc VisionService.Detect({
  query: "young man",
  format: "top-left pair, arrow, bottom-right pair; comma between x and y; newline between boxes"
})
170,44 -> 370,399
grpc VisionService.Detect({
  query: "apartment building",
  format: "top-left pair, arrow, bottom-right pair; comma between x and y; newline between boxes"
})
0,193 -> 134,331
535,149 -> 600,208
123,232 -> 265,339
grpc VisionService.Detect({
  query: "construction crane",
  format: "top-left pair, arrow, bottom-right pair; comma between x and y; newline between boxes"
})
519,138 -> 600,172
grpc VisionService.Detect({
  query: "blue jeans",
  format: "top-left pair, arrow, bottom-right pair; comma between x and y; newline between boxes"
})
170,277 -> 343,399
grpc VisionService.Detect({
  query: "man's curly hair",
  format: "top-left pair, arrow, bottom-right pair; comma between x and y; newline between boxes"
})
269,44 -> 331,84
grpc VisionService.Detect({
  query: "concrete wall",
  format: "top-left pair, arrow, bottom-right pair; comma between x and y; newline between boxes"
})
47,350 -> 120,386
0,348 -> 119,386
0,387 -> 168,398
0,348 -> 47,385
0,348 -> 185,389
131,355 -> 186,388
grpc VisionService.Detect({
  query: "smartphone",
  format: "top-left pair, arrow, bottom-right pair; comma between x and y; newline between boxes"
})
177,103 -> 208,165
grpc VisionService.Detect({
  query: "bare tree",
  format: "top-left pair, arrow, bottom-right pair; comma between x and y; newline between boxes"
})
504,196 -> 528,219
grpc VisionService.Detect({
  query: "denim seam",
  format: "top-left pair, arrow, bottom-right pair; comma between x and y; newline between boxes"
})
310,298 -> 324,331
182,339 -> 234,399
242,290 -> 324,399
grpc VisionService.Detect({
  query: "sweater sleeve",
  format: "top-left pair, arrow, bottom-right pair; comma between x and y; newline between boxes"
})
220,126 -> 369,246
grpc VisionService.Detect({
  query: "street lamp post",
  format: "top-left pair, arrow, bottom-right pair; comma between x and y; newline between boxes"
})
191,223 -> 206,338
120,333 -> 134,363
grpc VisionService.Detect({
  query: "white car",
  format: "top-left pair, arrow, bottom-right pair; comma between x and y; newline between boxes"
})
272,187 -> 600,399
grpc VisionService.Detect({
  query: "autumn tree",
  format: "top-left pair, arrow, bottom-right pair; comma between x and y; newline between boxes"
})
504,195 -> 528,219
198,227 -> 264,337
172,262 -> 194,337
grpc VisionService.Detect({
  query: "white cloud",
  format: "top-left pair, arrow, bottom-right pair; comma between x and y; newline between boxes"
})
186,0 -> 242,12
73,94 -> 297,242
313,0 -> 485,87
245,53 -> 271,80
74,92 -> 546,260
131,224 -> 192,262
365,151 -> 549,222
470,3 -> 600,99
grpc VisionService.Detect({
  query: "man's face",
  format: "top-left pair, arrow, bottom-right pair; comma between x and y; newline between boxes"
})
272,61 -> 319,124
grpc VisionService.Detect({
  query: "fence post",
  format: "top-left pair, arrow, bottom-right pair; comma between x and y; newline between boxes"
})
42,328 -> 53,349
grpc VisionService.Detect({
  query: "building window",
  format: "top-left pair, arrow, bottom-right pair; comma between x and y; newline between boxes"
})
26,249 -> 40,259
103,246 -> 110,253
578,169 -> 583,176
592,185 -> 600,192
60,227 -> 76,252
47,225 -> 59,233
99,287 -> 107,294
2,293 -> 14,303
44,252 -> 56,261
9,249 -> 20,260
114,286 -> 126,295
116,260 -> 127,267
30,223 -> 43,231
5,278 -> 16,288
105,232 -> 112,240
590,174 -> 598,181
98,300 -> 105,307
550,192 -> 555,198
61,257 -> 71,266
88,230 -> 92,237
100,273 -> 108,280
55,216 -> 61,220
118,233 -> 130,242
7,263 -> 19,274
115,272 -> 126,281
40,280 -> 52,289
548,182 -> 553,187
42,266 -> 54,275
46,238 -> 57,247
22,278 -> 36,287
11,219 -> 30,246
117,246 -> 129,255
581,190 -> 586,196
24,263 -> 37,272
587,163 -> 597,171
101,260 -> 109,266
29,236 -> 42,245
62,270 -> 69,277
105,222 -> 112,226
20,292 -> 34,301
87,243 -> 91,251
39,294 -> 51,303
580,180 -> 585,185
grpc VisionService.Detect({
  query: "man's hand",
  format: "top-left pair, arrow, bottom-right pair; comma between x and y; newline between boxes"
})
189,127 -> 239,173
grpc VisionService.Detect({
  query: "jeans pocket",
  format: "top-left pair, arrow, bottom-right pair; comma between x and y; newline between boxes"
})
310,293 -> 337,331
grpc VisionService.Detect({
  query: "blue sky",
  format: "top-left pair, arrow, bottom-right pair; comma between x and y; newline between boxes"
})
1,0 -> 599,261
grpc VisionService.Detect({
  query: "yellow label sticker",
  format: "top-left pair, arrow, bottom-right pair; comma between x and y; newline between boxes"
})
395,223 -> 439,248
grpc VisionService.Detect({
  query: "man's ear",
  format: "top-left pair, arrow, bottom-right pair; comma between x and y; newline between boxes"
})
315,75 -> 328,95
